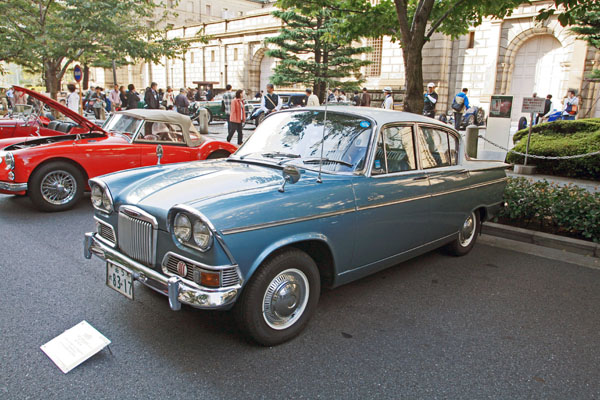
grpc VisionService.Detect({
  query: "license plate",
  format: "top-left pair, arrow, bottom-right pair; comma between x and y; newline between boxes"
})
106,262 -> 134,300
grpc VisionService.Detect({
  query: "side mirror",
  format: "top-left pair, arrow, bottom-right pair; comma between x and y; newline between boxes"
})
279,166 -> 301,193
156,144 -> 163,165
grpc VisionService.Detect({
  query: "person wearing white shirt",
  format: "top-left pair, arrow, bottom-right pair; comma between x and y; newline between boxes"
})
382,87 -> 393,110
562,90 -> 579,120
66,83 -> 80,114
108,84 -> 121,111
260,84 -> 283,115
305,88 -> 319,107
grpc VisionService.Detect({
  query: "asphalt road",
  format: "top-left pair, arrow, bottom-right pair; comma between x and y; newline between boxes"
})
1,193 -> 599,400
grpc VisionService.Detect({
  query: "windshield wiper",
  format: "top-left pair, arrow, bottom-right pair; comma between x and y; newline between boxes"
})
301,158 -> 353,167
240,151 -> 300,160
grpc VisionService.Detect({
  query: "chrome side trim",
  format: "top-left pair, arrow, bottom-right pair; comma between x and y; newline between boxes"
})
429,177 -> 508,198
357,193 -> 431,211
0,181 -> 27,191
221,208 -> 355,235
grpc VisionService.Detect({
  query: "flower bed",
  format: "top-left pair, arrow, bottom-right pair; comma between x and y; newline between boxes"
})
497,177 -> 600,243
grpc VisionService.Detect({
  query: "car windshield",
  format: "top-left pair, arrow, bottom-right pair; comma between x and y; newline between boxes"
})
103,114 -> 143,140
234,110 -> 373,173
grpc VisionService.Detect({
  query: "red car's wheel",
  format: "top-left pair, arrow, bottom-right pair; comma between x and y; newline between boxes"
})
29,161 -> 85,212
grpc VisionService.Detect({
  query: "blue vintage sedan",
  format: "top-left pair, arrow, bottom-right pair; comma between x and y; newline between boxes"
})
84,107 -> 507,345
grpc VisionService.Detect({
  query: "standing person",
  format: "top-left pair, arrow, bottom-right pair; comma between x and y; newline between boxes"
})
382,87 -> 393,109
165,86 -> 175,110
423,82 -> 438,118
360,87 -> 371,107
452,88 -> 469,130
352,91 -> 360,106
222,84 -> 235,136
108,84 -> 121,112
6,86 -> 14,108
119,86 -> 127,108
66,83 -> 80,114
90,86 -> 106,120
305,88 -> 319,106
175,88 -> 190,114
205,87 -> 214,101
194,88 -> 202,102
157,88 -> 164,105
13,88 -> 27,105
126,84 -> 140,110
260,84 -> 282,116
562,90 -> 578,120
144,82 -> 160,109
228,89 -> 246,145
537,94 -> 553,123
339,90 -> 347,102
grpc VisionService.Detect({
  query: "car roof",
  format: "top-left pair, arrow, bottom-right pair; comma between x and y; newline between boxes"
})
290,106 -> 455,131
117,109 -> 192,126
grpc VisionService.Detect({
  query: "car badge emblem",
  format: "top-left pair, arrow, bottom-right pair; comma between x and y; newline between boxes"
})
176,261 -> 188,277
123,209 -> 141,218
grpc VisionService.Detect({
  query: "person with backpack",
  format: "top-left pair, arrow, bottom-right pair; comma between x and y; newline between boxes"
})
562,90 -> 578,120
452,88 -> 469,130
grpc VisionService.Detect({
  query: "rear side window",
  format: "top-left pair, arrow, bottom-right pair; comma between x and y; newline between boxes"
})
417,127 -> 459,168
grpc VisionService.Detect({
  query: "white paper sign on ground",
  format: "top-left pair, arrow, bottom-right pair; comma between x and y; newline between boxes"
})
521,97 -> 546,114
40,321 -> 111,374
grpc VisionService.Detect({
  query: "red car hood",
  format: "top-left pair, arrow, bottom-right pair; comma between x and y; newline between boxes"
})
13,85 -> 104,133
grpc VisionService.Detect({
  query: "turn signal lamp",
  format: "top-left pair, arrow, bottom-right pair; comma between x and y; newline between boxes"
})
201,271 -> 220,288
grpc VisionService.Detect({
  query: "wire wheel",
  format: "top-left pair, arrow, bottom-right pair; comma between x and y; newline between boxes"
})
262,268 -> 309,330
40,170 -> 77,205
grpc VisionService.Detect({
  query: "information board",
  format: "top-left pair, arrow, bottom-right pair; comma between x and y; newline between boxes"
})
489,95 -> 513,119
521,97 -> 545,114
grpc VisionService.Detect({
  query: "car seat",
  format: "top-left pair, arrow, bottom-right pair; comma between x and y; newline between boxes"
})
48,120 -> 61,131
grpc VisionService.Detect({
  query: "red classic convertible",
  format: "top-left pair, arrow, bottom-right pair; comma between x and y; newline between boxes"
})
0,86 -> 93,139
0,90 -> 237,211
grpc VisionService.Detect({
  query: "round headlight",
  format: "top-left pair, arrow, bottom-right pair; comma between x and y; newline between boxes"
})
193,220 -> 212,249
91,185 -> 103,208
174,213 -> 192,242
102,190 -> 113,212
4,152 -> 14,170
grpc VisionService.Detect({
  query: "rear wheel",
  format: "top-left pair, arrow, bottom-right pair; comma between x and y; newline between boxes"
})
447,211 -> 480,256
467,114 -> 476,126
234,249 -> 320,346
29,161 -> 84,212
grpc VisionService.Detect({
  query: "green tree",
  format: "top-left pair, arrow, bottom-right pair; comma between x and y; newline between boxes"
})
266,4 -> 371,102
0,0 -> 189,99
563,2 -> 600,79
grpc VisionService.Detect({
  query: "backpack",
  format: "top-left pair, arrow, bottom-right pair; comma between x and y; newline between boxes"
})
452,95 -> 465,112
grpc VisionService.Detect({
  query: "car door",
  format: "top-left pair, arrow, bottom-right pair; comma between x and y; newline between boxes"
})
415,125 -> 471,240
135,121 -> 193,166
352,124 -> 432,268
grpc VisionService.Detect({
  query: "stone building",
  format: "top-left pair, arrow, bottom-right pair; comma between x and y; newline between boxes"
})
112,0 -> 599,124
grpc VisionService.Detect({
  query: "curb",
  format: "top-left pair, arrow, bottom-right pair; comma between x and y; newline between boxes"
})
482,222 -> 600,259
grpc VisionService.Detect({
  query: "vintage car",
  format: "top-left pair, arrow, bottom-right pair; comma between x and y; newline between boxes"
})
84,107 -> 507,345
189,99 -> 254,124
0,86 -> 96,139
0,109 -> 237,211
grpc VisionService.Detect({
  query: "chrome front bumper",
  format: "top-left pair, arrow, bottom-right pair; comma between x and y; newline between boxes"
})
84,232 -> 241,310
0,181 -> 27,192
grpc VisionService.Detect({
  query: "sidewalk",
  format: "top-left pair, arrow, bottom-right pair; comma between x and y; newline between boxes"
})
506,171 -> 600,193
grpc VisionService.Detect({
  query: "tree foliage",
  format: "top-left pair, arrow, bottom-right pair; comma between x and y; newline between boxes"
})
267,2 -> 372,102
563,2 -> 600,79
0,0 -> 190,97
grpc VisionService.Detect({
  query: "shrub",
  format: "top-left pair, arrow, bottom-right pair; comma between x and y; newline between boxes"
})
497,177 -> 600,242
507,119 -> 600,179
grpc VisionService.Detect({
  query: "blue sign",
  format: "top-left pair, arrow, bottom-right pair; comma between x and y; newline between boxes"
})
359,121 -> 371,128
73,65 -> 82,82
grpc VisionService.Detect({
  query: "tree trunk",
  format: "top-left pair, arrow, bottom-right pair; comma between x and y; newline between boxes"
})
402,44 -> 425,114
44,60 -> 61,100
83,64 -> 90,90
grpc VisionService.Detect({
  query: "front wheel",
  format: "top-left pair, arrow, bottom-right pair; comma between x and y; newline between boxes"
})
447,211 -> 480,256
29,161 -> 84,212
234,249 -> 320,346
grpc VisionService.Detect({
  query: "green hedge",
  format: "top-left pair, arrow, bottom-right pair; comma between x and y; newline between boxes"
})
507,119 -> 600,179
498,177 -> 600,243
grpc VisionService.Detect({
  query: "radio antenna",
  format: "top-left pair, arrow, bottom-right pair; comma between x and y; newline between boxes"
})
317,81 -> 330,184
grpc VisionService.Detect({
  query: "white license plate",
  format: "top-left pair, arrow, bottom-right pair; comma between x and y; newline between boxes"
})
106,262 -> 134,300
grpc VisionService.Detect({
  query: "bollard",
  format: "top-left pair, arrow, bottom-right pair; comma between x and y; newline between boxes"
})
197,108 -> 209,134
465,125 -> 479,159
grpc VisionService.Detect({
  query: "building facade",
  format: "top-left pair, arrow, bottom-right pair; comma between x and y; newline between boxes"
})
108,1 -> 599,123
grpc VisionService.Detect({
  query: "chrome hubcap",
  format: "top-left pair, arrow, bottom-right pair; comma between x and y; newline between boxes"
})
262,268 -> 309,330
40,170 -> 77,205
459,212 -> 476,247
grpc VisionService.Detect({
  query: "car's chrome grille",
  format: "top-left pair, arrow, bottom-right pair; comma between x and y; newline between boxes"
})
164,253 -> 240,288
118,211 -> 154,265
97,220 -> 116,245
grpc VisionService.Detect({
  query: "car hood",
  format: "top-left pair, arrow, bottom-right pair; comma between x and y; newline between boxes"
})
0,132 -> 111,151
12,86 -> 103,133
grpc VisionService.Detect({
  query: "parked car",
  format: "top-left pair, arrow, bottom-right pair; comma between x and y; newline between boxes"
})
188,99 -> 255,125
0,86 -> 96,139
0,107 -> 237,211
441,106 -> 486,130
84,107 -> 508,345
